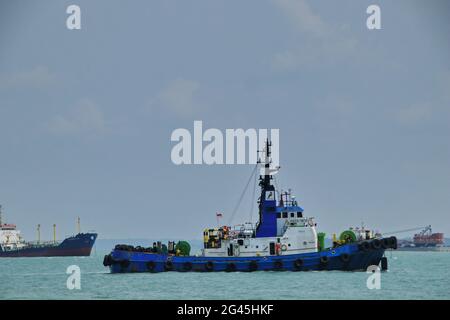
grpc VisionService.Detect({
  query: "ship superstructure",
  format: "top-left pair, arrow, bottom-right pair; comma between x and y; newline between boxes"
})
0,206 -> 26,252
202,141 -> 318,258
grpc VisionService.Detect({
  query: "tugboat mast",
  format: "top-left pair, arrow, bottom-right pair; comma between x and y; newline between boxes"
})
258,139 -> 274,190
258,139 -> 280,190
255,140 -> 278,237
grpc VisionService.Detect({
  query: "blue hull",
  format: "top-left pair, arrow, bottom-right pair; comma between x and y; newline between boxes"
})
0,233 -> 98,257
104,239 -> 393,273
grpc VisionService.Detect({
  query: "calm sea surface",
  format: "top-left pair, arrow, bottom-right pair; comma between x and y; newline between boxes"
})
1,251 -> 449,300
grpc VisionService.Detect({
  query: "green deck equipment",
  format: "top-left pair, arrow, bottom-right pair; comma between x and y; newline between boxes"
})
317,232 -> 326,251
339,230 -> 357,243
175,241 -> 191,256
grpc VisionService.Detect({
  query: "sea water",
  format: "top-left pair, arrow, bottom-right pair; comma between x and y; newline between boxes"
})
1,251 -> 449,300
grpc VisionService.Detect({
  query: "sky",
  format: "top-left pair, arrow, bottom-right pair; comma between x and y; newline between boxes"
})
0,0 -> 449,241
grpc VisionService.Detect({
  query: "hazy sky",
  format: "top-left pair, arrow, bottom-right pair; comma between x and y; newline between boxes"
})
1,0 -> 449,241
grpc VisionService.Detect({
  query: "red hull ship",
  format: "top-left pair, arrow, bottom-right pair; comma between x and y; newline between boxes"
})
413,226 -> 444,247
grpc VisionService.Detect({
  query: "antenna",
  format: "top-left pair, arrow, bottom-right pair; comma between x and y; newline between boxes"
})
77,217 -> 81,234
37,224 -> 41,244
53,224 -> 56,243
0,204 -> 2,226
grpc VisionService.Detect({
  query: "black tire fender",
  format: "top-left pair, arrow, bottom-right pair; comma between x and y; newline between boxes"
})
182,262 -> 192,271
226,263 -> 236,272
359,241 -> 370,251
381,238 -> 390,249
340,253 -> 350,263
274,260 -> 283,270
249,260 -> 258,271
389,236 -> 398,249
371,239 -> 382,249
320,255 -> 329,265
164,260 -> 173,271
205,261 -> 214,271
294,259 -> 304,269
146,261 -> 156,271
103,254 -> 114,266
120,259 -> 130,269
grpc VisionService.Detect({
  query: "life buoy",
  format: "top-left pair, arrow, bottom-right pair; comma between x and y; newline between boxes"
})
249,260 -> 258,271
320,256 -> 329,265
294,259 -> 303,270
164,260 -> 173,271
281,244 -> 288,252
274,260 -> 283,270
205,261 -> 214,271
226,263 -> 236,272
340,253 -> 350,263
182,262 -> 192,271
371,239 -> 382,250
146,261 -> 155,271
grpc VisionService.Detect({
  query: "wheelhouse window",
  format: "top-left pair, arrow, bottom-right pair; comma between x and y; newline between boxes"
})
290,212 -> 295,218
297,212 -> 302,218
282,212 -> 288,218
277,212 -> 281,218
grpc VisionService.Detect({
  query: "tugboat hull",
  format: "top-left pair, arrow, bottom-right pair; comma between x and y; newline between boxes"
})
104,238 -> 396,273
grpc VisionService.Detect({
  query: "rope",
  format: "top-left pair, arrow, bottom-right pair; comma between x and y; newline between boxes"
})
383,226 -> 428,236
274,175 -> 281,200
228,164 -> 258,224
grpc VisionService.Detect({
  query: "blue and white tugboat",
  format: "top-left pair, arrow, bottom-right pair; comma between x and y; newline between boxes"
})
104,140 -> 397,273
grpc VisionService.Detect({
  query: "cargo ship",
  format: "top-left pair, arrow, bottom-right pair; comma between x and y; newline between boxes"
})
104,140 -> 397,273
0,206 -> 97,257
412,226 -> 444,247
397,226 -> 449,252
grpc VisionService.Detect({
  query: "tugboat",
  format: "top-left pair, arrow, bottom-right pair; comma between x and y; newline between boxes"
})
0,206 -> 97,257
104,140 -> 397,273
